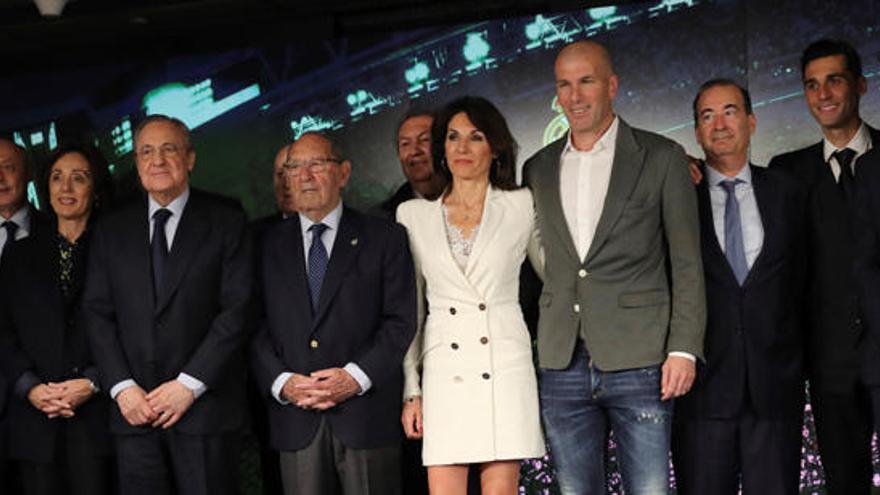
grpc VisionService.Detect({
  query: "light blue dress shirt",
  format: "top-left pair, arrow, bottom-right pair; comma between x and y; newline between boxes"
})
705,164 -> 764,270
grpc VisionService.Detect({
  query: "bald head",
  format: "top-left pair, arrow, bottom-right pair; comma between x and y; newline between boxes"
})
0,138 -> 29,218
554,40 -> 619,151
555,40 -> 615,79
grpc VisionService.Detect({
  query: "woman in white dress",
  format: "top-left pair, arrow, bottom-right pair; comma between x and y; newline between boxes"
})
397,96 -> 545,494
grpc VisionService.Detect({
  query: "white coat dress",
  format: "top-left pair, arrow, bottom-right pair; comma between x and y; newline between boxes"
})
397,186 -> 545,466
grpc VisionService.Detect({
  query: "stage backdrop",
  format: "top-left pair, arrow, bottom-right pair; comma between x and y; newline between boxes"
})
2,0 -> 878,493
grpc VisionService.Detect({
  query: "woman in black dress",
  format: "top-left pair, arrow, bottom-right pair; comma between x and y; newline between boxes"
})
0,144 -> 114,495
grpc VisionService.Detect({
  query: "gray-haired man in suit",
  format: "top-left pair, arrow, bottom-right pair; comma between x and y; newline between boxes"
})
522,40 -> 706,494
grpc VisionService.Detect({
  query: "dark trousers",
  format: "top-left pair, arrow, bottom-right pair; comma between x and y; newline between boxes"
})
811,383 -> 877,495
116,430 -> 240,495
280,417 -> 401,495
672,407 -> 801,495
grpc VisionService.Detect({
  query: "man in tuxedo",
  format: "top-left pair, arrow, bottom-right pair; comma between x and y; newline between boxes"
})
522,40 -> 705,494
375,109 -> 445,219
672,79 -> 807,494
250,132 -> 416,495
767,39 -> 879,494
82,115 -> 252,495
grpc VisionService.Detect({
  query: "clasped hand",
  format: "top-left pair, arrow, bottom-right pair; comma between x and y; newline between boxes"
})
28,378 -> 94,419
116,380 -> 195,429
282,368 -> 360,411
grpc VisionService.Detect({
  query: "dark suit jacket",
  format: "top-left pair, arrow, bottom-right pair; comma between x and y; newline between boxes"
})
852,147 -> 880,385
251,206 -> 416,451
677,165 -> 807,420
768,125 -> 880,389
0,225 -> 112,462
374,182 -> 415,221
82,188 -> 253,435
0,206 -> 51,431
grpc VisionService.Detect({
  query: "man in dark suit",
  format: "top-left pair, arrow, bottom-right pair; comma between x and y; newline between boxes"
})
767,39 -> 879,494
375,109 -> 445,220
251,132 -> 416,495
0,137 -> 50,492
672,79 -> 807,494
82,115 -> 252,494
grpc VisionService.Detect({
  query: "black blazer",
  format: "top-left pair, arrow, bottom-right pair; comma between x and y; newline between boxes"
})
853,147 -> 880,382
677,165 -> 807,420
0,225 -> 112,463
82,189 -> 253,435
768,125 -> 880,389
251,206 -> 416,451
0,207 -> 51,421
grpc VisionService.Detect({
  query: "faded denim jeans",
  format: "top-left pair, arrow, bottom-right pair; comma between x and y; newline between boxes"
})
540,343 -> 672,495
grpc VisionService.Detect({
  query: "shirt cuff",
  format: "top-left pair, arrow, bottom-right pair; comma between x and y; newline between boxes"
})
110,379 -> 137,400
272,372 -> 293,405
668,351 -> 696,362
344,362 -> 371,395
14,371 -> 41,400
177,373 -> 207,399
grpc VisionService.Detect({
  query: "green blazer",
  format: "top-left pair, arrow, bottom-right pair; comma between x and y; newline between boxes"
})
523,118 -> 705,370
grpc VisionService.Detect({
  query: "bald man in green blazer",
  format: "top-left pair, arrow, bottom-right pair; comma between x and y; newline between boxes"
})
522,40 -> 706,494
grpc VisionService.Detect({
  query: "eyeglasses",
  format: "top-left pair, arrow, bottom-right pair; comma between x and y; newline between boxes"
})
279,157 -> 342,177
135,143 -> 185,160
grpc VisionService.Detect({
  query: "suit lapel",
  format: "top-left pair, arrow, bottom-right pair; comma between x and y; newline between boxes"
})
312,207 -> 361,327
742,165 -> 776,287
123,202 -> 155,313
276,217 -> 313,328
156,193 -> 209,314
585,120 -> 646,264
465,187 -> 501,279
537,137 -> 580,264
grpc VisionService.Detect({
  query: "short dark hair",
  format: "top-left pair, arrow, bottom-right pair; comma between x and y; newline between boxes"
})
133,114 -> 193,150
395,108 -> 435,148
42,143 -> 113,218
801,39 -> 863,80
432,96 -> 519,192
692,78 -> 753,125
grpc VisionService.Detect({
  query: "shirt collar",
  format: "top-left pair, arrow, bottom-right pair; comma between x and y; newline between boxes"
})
823,121 -> 871,162
705,162 -> 752,187
5,205 -> 30,230
562,115 -> 619,155
148,187 -> 190,221
299,200 -> 343,236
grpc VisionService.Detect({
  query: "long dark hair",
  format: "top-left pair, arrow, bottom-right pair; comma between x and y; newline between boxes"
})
432,96 -> 519,191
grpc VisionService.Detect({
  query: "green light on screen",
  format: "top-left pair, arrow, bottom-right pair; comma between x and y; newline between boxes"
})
142,80 -> 261,130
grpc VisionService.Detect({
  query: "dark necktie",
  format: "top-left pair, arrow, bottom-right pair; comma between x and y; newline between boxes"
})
834,148 -> 857,198
1,220 -> 18,253
720,179 -> 748,285
151,209 -> 172,302
307,223 -> 329,313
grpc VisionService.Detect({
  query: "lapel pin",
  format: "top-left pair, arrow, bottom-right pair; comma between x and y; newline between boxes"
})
351,237 -> 359,246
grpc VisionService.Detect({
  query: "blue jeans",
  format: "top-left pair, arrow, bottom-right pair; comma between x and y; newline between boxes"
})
540,343 -> 672,495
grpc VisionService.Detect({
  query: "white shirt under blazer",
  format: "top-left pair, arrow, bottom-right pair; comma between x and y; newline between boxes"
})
397,186 -> 545,465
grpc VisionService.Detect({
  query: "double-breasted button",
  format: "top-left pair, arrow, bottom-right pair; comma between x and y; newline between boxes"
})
451,342 -> 459,350
482,372 -> 491,380
478,303 -> 487,311
309,339 -> 319,349
72,366 -> 80,374
453,376 -> 463,383
573,303 -> 580,313
854,317 -> 863,327
449,307 -> 457,315
578,269 -> 588,278
480,336 -> 489,345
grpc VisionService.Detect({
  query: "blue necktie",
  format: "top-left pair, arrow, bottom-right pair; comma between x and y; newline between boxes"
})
1,220 -> 18,253
720,180 -> 748,285
151,208 -> 172,302
307,223 -> 329,312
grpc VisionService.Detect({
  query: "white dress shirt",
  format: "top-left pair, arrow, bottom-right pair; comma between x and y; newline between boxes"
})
559,117 -> 619,261
0,206 -> 31,259
824,121 -> 873,180
110,188 -> 208,400
270,201 -> 372,404
705,164 -> 764,270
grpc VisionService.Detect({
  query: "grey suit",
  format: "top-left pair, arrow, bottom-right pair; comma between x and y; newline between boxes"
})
523,119 -> 706,371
